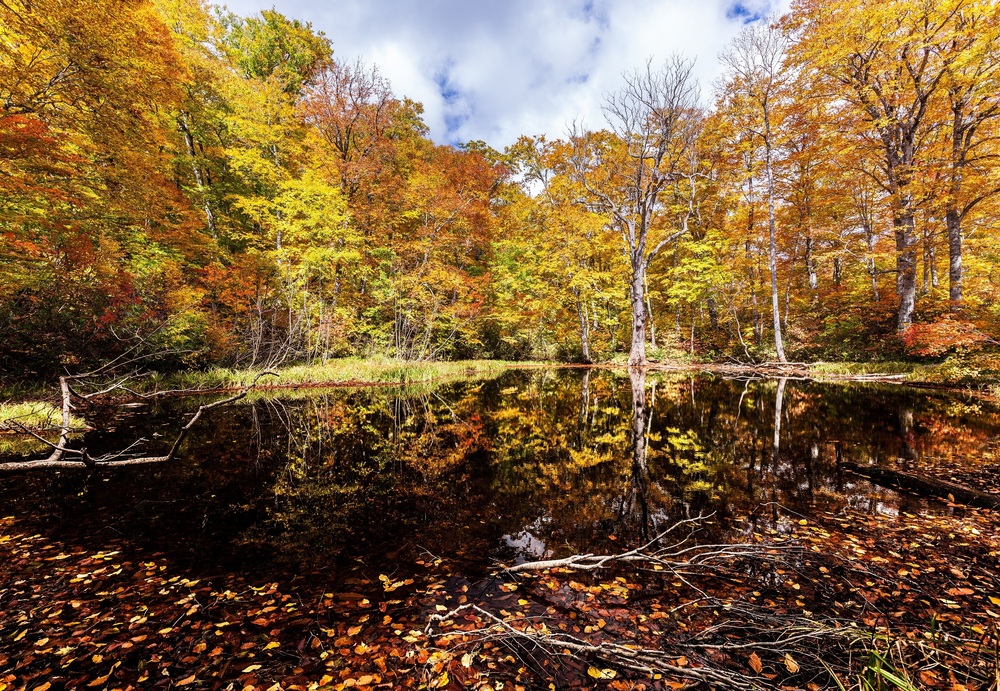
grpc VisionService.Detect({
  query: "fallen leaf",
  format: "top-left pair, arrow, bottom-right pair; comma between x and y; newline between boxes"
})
749,652 -> 763,674
784,653 -> 799,673
587,667 -> 617,679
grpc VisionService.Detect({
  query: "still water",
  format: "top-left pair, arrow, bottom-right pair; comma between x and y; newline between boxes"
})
1,368 -> 997,589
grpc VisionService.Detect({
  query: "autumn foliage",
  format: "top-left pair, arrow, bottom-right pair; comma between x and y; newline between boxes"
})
1,0 -> 999,375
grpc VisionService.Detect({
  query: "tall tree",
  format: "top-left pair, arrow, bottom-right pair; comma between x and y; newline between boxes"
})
721,22 -> 792,362
938,1 -> 1000,306
789,0 -> 960,331
570,57 -> 702,367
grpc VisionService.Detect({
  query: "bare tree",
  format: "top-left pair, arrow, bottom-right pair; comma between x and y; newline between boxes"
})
721,22 -> 790,363
570,56 -> 702,368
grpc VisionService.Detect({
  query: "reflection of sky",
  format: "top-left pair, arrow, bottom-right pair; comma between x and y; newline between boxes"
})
503,517 -> 552,562
217,0 -> 789,146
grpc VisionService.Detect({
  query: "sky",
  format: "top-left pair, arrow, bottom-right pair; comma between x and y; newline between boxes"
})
219,0 -> 791,148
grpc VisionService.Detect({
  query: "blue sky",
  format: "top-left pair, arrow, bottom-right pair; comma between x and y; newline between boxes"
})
219,0 -> 788,147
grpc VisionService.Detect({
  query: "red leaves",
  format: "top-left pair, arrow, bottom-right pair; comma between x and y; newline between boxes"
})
901,316 -> 992,357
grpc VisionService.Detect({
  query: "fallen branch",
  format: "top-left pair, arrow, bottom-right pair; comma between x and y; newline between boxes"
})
0,371 -> 277,472
503,514 -> 802,581
426,603 -> 764,689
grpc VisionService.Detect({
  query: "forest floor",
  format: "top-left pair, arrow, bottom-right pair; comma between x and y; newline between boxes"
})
1,492 -> 998,690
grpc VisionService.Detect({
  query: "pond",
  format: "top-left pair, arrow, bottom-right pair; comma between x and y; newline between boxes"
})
2,367 -> 997,591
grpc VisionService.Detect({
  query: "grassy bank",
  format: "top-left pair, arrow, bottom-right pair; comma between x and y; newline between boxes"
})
0,401 -> 85,432
147,357 -> 530,393
0,402 -> 87,456
809,353 -> 1000,392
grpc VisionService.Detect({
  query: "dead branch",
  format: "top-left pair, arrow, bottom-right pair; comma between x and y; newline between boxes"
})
426,603 -> 764,690
0,371 -> 278,472
424,516 -> 871,688
503,514 -> 802,580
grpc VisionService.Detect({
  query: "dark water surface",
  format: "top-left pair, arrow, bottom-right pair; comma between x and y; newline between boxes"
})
2,368 -> 997,593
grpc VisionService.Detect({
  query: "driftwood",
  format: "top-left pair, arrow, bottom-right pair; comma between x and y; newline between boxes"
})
841,461 -> 1000,510
0,371 -> 277,472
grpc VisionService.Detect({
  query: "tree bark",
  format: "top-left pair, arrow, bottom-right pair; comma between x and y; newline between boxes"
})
576,295 -> 592,364
946,208 -> 962,305
894,209 -> 917,331
628,266 -> 648,368
764,135 -> 787,362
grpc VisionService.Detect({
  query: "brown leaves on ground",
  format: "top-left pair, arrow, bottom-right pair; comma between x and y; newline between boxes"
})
1,499 -> 999,690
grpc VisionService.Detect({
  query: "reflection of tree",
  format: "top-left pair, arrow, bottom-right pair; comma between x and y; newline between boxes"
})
619,368 -> 651,540
8,370 -> 1000,578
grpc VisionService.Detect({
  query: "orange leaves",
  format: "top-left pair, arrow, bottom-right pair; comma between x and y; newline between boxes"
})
901,317 -> 991,357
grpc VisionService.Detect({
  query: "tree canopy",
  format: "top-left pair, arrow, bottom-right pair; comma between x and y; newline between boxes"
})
2,0 -> 999,374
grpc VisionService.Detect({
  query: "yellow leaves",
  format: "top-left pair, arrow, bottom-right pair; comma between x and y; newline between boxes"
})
784,653 -> 800,673
989,596 -> 1000,606
379,574 -> 407,593
587,666 -> 617,679
241,664 -> 262,673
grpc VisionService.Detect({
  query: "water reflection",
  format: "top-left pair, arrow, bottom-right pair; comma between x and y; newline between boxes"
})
1,369 -> 998,586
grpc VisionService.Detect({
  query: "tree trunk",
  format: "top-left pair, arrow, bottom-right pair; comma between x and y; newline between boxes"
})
644,273 -> 656,350
577,296 -> 592,364
841,462 -> 1000,511
805,235 -> 818,290
764,137 -> 787,362
628,265 -> 648,368
177,114 -> 216,238
946,207 -> 962,306
894,209 -> 917,331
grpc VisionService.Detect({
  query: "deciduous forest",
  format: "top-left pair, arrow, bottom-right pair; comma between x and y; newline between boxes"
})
3,0 -> 999,376
3,1 -> 1000,691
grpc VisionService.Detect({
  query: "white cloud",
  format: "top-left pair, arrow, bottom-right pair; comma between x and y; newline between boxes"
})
218,0 -> 791,148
